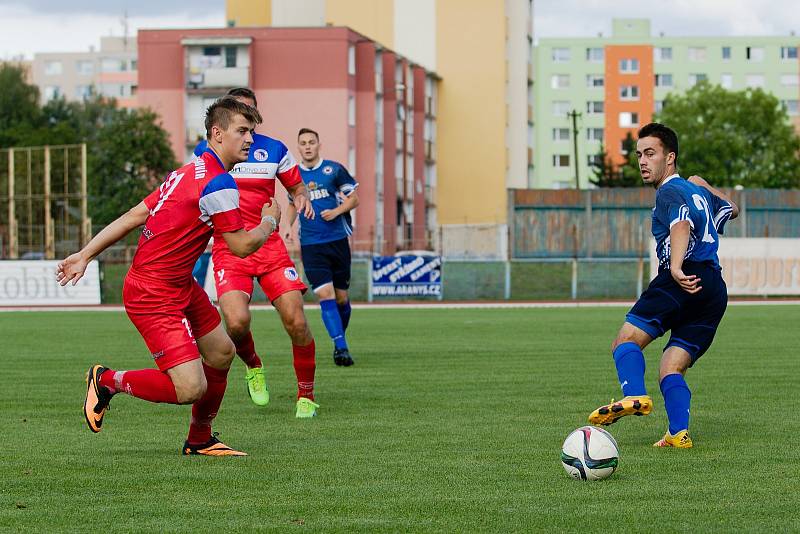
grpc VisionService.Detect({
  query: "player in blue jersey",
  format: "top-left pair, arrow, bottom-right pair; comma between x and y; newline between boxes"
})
286,128 -> 359,366
588,123 -> 739,448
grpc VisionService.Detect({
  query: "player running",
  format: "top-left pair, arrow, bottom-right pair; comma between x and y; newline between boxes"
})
587,122 -> 738,448
59,97 -> 278,456
287,128 -> 359,367
194,88 -> 320,418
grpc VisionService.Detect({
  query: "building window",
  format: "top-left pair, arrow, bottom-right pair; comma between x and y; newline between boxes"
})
552,101 -> 570,116
722,46 -> 732,60
552,47 -> 570,62
688,47 -> 707,61
348,95 -> 356,126
101,58 -> 126,72
654,100 -> 664,113
76,60 -> 93,75
781,46 -> 798,60
586,47 -> 604,62
75,85 -> 92,99
586,74 -> 604,88
43,85 -> 61,101
131,59 -> 138,71
202,46 -> 222,56
587,154 -> 603,166
550,74 -> 570,89
619,85 -> 639,100
745,74 -> 765,88
586,101 -> 604,114
619,112 -> 639,127
782,100 -> 799,115
654,47 -> 672,62
348,44 -> 356,75
225,46 -> 237,68
688,73 -> 708,86
620,139 -> 630,155
586,128 -> 603,142
655,73 -> 673,87
44,60 -> 62,76
721,73 -> 733,89
781,74 -> 799,86
746,47 -> 764,61
552,128 -> 570,141
553,154 -> 570,167
619,58 -> 639,73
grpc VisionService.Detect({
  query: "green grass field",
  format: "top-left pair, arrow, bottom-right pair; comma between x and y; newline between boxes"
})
2,306 -> 799,532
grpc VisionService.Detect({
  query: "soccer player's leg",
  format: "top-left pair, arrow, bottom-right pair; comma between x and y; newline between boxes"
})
260,266 -> 319,417
330,239 -> 354,366
655,272 -> 727,448
86,281 -> 200,433
215,266 -> 268,406
302,244 -> 350,366
589,271 -> 680,426
183,289 -> 246,456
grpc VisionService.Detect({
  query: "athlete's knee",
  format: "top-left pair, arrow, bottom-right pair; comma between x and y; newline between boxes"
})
173,374 -> 207,404
284,314 -> 311,344
334,292 -> 349,305
225,314 -> 251,340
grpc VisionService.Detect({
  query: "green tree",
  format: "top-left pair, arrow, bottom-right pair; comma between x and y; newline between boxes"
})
590,133 -> 643,187
655,81 -> 800,188
89,107 -> 178,225
0,64 -> 43,146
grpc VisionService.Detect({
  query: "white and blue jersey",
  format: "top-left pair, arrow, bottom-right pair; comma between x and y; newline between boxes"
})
652,174 -> 734,272
296,159 -> 358,246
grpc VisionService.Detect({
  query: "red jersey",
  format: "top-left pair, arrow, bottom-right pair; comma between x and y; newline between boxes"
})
131,149 -> 244,285
210,133 -> 301,258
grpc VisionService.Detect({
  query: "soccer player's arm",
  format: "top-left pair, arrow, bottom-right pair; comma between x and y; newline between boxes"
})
277,147 -> 314,220
201,174 -> 279,258
57,200 -> 151,286
687,175 -> 739,225
283,195 -> 298,241
321,167 -> 359,222
661,189 -> 702,294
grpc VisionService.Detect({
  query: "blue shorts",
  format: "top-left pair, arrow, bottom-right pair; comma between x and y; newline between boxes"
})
626,261 -> 728,364
300,237 -> 351,292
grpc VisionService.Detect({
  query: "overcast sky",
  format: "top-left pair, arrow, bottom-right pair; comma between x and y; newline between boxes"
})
1,0 -> 800,59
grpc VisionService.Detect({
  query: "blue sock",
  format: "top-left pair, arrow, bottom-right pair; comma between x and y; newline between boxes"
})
320,299 -> 348,350
613,342 -> 647,397
337,300 -> 351,331
660,373 -> 691,435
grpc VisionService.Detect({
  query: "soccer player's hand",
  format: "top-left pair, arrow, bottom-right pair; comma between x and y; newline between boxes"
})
261,197 -> 281,221
293,192 -> 315,220
670,267 -> 702,294
56,252 -> 88,286
320,208 -> 340,221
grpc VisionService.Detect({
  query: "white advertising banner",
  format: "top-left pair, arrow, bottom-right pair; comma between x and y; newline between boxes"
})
651,238 -> 800,296
0,260 -> 101,305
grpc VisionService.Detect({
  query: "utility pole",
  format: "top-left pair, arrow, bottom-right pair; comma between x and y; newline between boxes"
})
567,109 -> 582,189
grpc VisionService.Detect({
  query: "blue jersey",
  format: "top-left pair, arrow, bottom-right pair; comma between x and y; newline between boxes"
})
296,159 -> 358,246
652,175 -> 734,272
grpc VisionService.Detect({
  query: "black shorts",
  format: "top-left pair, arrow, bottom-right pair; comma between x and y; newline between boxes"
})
626,261 -> 728,364
300,237 -> 352,292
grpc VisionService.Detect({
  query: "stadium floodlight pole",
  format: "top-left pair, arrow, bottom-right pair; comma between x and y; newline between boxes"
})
567,109 -> 582,189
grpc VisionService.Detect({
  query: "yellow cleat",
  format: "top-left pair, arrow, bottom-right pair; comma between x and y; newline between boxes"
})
295,397 -> 319,419
588,395 -> 653,426
653,429 -> 693,448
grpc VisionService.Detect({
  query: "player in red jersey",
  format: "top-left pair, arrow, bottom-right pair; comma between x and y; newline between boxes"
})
58,97 -> 279,456
200,88 -> 320,418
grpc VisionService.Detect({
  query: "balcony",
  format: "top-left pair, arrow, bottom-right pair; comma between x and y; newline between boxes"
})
187,67 -> 249,90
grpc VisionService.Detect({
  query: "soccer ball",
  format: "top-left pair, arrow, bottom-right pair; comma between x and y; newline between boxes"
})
561,426 -> 619,481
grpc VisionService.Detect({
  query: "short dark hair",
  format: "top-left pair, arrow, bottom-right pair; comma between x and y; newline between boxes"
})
298,128 -> 319,141
205,96 -> 262,138
226,87 -> 257,107
637,122 -> 679,166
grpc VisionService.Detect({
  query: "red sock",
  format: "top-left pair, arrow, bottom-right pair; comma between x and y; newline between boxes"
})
187,363 -> 229,445
234,331 -> 263,368
293,340 -> 316,400
99,368 -> 178,404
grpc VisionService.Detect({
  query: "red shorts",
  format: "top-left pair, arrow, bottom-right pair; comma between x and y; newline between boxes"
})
212,234 -> 306,301
123,271 -> 221,371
